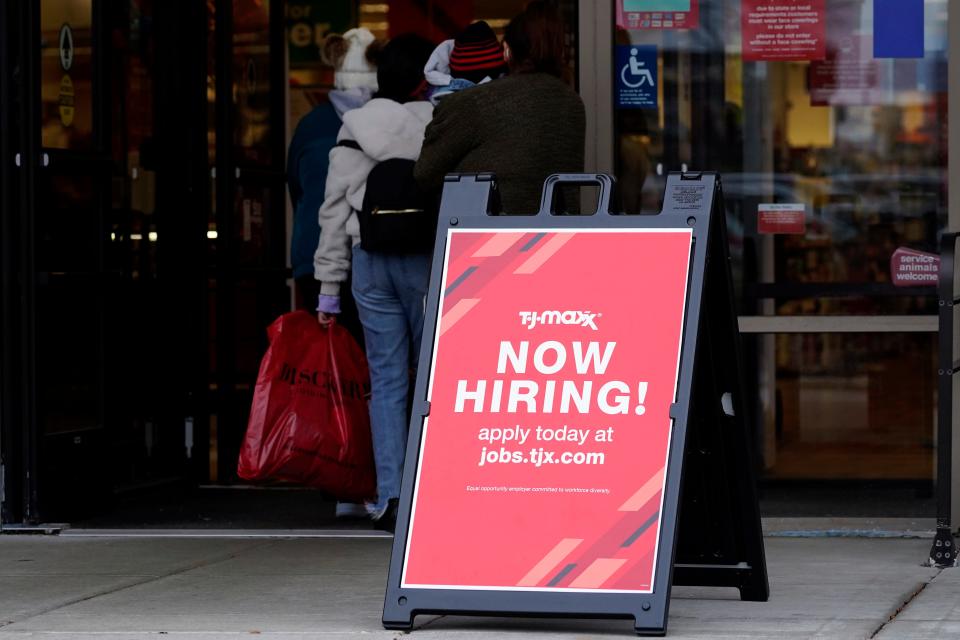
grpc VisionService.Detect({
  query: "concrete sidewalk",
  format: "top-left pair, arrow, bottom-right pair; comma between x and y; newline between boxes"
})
0,533 -> 956,639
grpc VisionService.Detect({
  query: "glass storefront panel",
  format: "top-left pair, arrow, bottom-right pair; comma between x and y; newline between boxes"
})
108,0 -> 159,282
612,0 -> 948,509
40,0 -> 94,150
614,0 -> 948,308
234,0 -> 273,166
288,1 -> 579,130
767,332 -> 935,481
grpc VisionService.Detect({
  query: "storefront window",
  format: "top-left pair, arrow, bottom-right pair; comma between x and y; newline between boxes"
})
40,0 -> 94,150
287,1 -> 578,130
234,0 -> 273,165
613,0 -> 948,509
615,0 -> 948,311
767,332 -> 935,481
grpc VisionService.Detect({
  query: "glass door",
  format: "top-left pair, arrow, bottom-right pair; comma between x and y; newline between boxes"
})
1,0 -> 212,524
609,0 -> 949,515
209,0 -> 289,483
1,0 -> 31,524
32,0 -> 112,519
100,0 -> 210,501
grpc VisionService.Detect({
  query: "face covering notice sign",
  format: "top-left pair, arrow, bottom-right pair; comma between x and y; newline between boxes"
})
741,0 -> 826,62
400,228 -> 692,592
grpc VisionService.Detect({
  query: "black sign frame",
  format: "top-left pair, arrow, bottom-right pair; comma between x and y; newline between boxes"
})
382,172 -> 768,636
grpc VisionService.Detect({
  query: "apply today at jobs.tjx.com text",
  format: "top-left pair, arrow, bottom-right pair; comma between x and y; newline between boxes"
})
450,338 -> 653,470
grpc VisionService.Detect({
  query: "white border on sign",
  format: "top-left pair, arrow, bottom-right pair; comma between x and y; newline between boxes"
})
400,227 -> 694,594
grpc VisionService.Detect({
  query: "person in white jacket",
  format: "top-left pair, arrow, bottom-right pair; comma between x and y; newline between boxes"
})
314,34 -> 435,531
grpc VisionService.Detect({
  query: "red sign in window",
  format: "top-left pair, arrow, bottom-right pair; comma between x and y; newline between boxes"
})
758,204 -> 806,234
741,0 -> 826,62
890,247 -> 939,287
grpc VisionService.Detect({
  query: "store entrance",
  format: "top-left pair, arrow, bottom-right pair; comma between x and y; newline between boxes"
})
3,0 -> 205,524
1,0 -> 292,527
4,0 -> 585,529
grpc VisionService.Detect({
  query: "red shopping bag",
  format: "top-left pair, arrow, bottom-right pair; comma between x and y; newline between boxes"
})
238,311 -> 375,501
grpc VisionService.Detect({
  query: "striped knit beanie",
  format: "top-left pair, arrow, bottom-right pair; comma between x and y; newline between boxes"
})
448,21 -> 507,84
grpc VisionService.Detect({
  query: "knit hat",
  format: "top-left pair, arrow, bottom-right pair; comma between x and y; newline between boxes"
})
322,28 -> 380,92
448,21 -> 506,84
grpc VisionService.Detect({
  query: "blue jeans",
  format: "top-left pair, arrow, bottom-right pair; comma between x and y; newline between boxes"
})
351,245 -> 431,513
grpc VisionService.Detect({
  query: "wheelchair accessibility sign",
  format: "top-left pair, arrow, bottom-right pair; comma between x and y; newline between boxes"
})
616,45 -> 657,109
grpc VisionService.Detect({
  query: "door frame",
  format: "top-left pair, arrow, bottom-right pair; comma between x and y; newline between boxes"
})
579,0 -> 614,176
212,0 -> 289,483
6,0 -> 114,524
1,0 -> 214,525
0,0 -> 25,527
950,0 -> 960,527
1,0 -> 42,525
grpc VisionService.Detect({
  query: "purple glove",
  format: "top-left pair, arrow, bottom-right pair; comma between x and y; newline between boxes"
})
317,294 -> 341,315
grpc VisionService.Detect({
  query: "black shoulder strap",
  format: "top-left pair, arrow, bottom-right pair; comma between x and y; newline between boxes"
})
336,139 -> 362,151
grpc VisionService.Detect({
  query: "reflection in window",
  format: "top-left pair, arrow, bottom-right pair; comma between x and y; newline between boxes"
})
613,1 -> 948,511
40,0 -> 94,150
614,0 -> 948,313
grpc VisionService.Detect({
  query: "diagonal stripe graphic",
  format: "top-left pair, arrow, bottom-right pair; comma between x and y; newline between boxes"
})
618,467 -> 665,511
444,266 -> 478,296
472,232 -> 526,257
568,558 -> 628,589
513,233 -> 574,274
548,490 -> 662,588
520,232 -> 546,252
610,547 -> 658,591
622,512 -> 660,547
516,538 -> 583,587
439,298 -> 480,337
547,563 -> 577,587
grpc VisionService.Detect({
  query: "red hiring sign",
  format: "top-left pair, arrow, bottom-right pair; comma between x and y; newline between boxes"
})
401,229 -> 692,592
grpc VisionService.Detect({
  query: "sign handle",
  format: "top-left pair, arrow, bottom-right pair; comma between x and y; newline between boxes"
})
536,173 -> 616,216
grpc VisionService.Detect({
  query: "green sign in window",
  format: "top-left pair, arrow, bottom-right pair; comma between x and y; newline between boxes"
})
286,0 -> 352,66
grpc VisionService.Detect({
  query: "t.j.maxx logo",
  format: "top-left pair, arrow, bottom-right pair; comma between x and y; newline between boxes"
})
518,311 -> 601,331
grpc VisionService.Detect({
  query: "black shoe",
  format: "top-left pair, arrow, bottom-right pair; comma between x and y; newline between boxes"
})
373,498 -> 399,533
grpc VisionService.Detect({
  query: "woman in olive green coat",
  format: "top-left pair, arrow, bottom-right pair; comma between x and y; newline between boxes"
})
414,1 -> 585,215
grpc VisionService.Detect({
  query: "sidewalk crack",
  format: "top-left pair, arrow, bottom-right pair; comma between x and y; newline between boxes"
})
414,615 -> 448,631
0,539 -> 278,630
869,568 -> 943,639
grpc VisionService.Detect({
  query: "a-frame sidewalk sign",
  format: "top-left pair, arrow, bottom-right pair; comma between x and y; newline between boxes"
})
382,172 -> 769,636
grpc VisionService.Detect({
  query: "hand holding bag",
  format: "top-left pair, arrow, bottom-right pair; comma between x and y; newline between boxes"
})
238,311 -> 375,501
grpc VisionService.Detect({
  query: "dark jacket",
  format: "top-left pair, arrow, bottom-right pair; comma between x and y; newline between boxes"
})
414,72 -> 585,214
287,102 -> 341,280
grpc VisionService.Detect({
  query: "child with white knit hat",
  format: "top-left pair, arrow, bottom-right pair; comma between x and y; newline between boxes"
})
324,27 -> 380,92
287,28 -> 381,524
